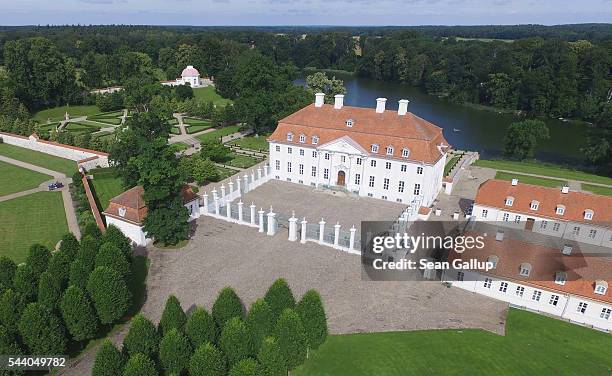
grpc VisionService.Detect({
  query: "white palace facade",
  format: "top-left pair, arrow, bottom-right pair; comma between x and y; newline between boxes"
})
268,93 -> 450,209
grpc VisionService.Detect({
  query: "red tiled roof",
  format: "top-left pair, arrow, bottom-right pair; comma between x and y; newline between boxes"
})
268,104 -> 450,165
475,179 -> 612,224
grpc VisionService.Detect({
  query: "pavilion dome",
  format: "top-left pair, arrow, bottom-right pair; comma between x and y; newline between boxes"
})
181,65 -> 200,78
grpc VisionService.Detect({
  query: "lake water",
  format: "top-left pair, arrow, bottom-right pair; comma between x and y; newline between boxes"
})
295,75 -> 588,165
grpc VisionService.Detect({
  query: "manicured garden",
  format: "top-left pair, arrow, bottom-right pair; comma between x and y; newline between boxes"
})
229,133 -> 270,152
444,154 -> 462,176
494,171 -> 566,188
0,143 -> 77,176
89,168 -> 125,211
193,86 -> 232,106
226,153 -> 261,169
64,122 -> 102,134
0,191 -> 68,262
294,309 -> 612,376
33,105 -> 101,123
0,160 -> 51,196
196,125 -> 242,143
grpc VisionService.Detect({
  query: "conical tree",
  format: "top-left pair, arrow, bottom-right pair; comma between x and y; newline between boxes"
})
26,244 -> 51,275
273,308 -> 307,370
0,289 -> 24,331
77,235 -> 100,271
220,317 -> 251,367
159,294 -> 187,335
92,339 -> 124,376
212,287 -> 244,329
58,233 -> 80,259
60,286 -> 99,341
264,279 -> 295,323
245,298 -> 273,355
123,314 -> 159,358
86,266 -> 131,324
186,307 -> 217,348
37,271 -> 61,311
123,353 -> 157,376
68,258 -> 91,289
47,249 -> 72,288
12,264 -> 38,302
296,289 -> 328,349
17,303 -> 67,355
95,243 -> 130,278
83,222 -> 103,241
102,225 -> 132,260
159,328 -> 192,375
229,358 -> 259,376
257,336 -> 286,376
189,343 -> 226,376
0,256 -> 17,292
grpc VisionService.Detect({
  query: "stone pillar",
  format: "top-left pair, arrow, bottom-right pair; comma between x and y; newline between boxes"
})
220,184 -> 226,198
228,181 -> 234,195
349,225 -> 357,252
251,170 -> 256,185
334,223 -> 341,247
250,203 -> 256,225
300,218 -> 307,244
235,177 -> 241,195
258,209 -> 265,233
257,167 -> 262,180
318,219 -> 326,244
288,213 -> 298,242
214,196 -> 220,216
243,174 -> 249,193
237,201 -> 244,222
226,201 -> 231,219
202,192 -> 209,214
266,207 -> 276,236
212,189 -> 218,201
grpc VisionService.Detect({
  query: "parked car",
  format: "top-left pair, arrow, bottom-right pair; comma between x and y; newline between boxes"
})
48,181 -> 64,190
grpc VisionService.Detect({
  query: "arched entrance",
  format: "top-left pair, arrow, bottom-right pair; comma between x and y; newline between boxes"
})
337,170 -> 346,186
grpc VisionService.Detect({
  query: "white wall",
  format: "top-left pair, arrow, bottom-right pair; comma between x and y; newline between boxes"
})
106,217 -> 148,247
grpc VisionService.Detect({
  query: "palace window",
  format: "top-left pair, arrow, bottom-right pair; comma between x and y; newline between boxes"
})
414,184 -> 421,195
402,148 -> 410,158
383,178 -> 389,190
371,144 -> 379,153
299,149 -> 304,156
369,176 -> 375,188
584,209 -> 594,220
287,132 -> 293,141
323,168 -> 329,179
601,308 -> 611,320
401,164 -> 407,172
549,295 -> 559,306
324,153 -> 330,160
371,160 -> 377,167
386,146 -> 394,155
483,278 -> 492,289
588,229 -> 597,239
346,119 -> 354,127
311,166 -> 317,177
530,201 -> 539,210
482,209 -> 488,219
385,162 -> 391,170
355,174 -> 361,185
540,220 -> 548,230
299,134 -> 306,143
299,164 -> 304,175
552,222 -> 560,231
356,158 -> 362,165
275,145 -> 281,152
341,156 -> 346,163
577,302 -> 588,314
287,162 -> 292,173
398,181 -> 405,193
457,272 -> 464,281
515,286 -> 525,297
417,166 -> 423,175
381,195 -> 388,200
514,215 -> 521,224
312,135 -> 319,144
572,226 -> 580,236
595,281 -> 608,295
287,147 -> 292,154
312,151 -> 317,158
562,245 -> 573,255
502,213 -> 509,221
505,196 -> 514,206
499,282 -> 508,293
554,272 -> 567,286
519,263 -> 531,277
532,290 -> 542,302
275,160 -> 280,171
556,205 -> 565,215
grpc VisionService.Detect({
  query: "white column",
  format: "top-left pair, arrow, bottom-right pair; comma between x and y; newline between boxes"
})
266,207 -> 276,236
258,209 -> 265,233
250,203 -> 256,225
226,201 -> 231,219
257,167 -> 262,180
202,192 -> 209,214
262,164 -> 268,177
243,174 -> 249,192
212,189 -> 218,201
228,181 -> 234,195
349,225 -> 357,252
300,218 -> 307,244
220,184 -> 226,198
334,223 -> 341,247
288,212 -> 298,241
318,219 -> 326,244
235,177 -> 241,195
237,201 -> 244,222
214,197 -> 220,216
251,170 -> 256,185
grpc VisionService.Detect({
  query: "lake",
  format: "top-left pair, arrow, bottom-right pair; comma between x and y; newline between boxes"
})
295,75 -> 588,165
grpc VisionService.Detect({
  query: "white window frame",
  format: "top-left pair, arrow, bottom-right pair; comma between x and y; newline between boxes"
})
311,166 -> 317,177
323,168 -> 329,179
483,278 -> 492,289
398,181 -> 405,193
299,164 -> 304,175
275,160 -> 280,171
499,282 -> 508,293
414,183 -> 421,195
287,162 -> 292,173
554,272 -> 567,286
416,166 -> 423,175
385,162 -> 391,170
368,176 -> 375,188
371,144 -> 379,153
600,308 -> 611,320
355,173 -> 361,185
577,302 -> 588,314
401,164 -> 407,172
530,201 -> 539,210
287,132 -> 293,141
371,160 -> 376,167
482,209 -> 488,219
383,178 -> 389,190
299,134 -> 306,143
556,205 -> 565,215
515,286 -> 525,297
311,135 -> 319,145
549,295 -> 559,306
532,290 -> 542,302
402,148 -> 410,158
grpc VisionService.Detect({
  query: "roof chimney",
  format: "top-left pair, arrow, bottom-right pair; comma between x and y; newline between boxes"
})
511,178 -> 518,186
375,98 -> 387,113
561,185 -> 569,194
334,94 -> 344,109
314,93 -> 325,108
398,99 -> 409,116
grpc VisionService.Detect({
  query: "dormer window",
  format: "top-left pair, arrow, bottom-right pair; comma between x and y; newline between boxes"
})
386,146 -> 394,156
562,245 -> 573,255
530,201 -> 539,210
402,148 -> 410,158
554,271 -> 567,286
556,205 -> 565,215
371,144 -> 379,153
299,134 -> 306,143
287,132 -> 293,142
584,209 -> 594,220
312,135 -> 319,145
594,280 -> 608,295
519,263 -> 531,277
487,255 -> 498,269
346,119 -> 354,127
505,196 -> 514,207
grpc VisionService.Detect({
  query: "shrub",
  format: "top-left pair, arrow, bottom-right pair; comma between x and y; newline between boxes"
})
123,314 -> 159,358
26,244 -> 51,275
245,298 -> 273,355
296,289 -> 328,349
229,358 -> 259,376
95,243 -> 130,278
212,287 -> 244,329
264,279 -> 295,323
12,264 -> 38,302
273,309 -> 307,370
159,328 -> 192,375
92,339 -> 124,376
257,336 -> 286,376
189,343 -> 226,376
186,307 -> 217,348
123,353 -> 157,376
86,267 -> 131,324
159,295 -> 187,335
17,303 -> 67,355
37,271 -> 62,311
220,317 -> 251,367
60,286 -> 99,341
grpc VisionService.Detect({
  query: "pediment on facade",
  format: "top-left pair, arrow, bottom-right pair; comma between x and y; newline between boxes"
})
318,135 -> 367,155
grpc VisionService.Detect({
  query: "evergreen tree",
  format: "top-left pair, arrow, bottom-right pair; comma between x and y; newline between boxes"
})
58,233 -> 80,259
77,235 -> 101,271
229,358 -> 259,376
86,267 -> 131,324
264,278 -> 295,323
12,264 -> 38,302
159,294 -> 187,335
189,343 -> 226,376
159,328 -> 192,375
296,289 -> 328,349
212,287 -> 244,328
273,309 -> 307,370
257,337 -> 286,376
0,289 -> 24,332
92,339 -> 125,376
0,256 -> 17,292
101,225 -> 132,260
185,307 -> 217,348
83,222 -> 103,240
37,271 -> 61,311
26,244 -> 51,275
68,258 -> 91,289
123,353 -> 157,376
95,243 -> 130,278
245,298 -> 273,355
46,249 -> 72,289
60,286 -> 99,341
17,303 -> 67,355
123,314 -> 159,358
220,317 -> 251,367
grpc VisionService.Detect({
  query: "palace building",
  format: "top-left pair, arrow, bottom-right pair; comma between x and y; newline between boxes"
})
268,93 -> 450,209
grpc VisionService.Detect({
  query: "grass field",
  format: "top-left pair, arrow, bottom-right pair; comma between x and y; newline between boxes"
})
33,105 -> 101,123
170,127 -> 181,135
226,153 -> 261,169
0,143 -> 76,176
89,110 -> 123,119
444,154 -> 461,176
229,133 -> 270,151
170,143 -> 189,152
89,168 -> 124,211
184,117 -> 212,127
294,309 -> 612,376
168,118 -> 179,126
196,125 -> 241,143
193,86 -> 232,106
582,184 -> 612,196
186,124 -> 213,134
88,117 -> 122,126
64,122 -> 101,134
474,159 -> 612,186
495,171 -> 566,188
0,191 -> 68,263
0,161 -> 51,196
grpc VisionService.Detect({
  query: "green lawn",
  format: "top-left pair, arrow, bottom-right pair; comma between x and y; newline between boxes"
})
0,143 -> 77,176
444,154 -> 461,176
495,171 -> 566,188
186,124 -> 213,134
184,117 -> 212,127
0,191 -> 68,263
170,143 -> 189,152
89,168 -> 125,211
226,153 -> 261,169
170,127 -> 181,135
168,118 -> 179,126
33,105 -> 101,123
64,122 -> 101,134
582,183 -> 612,196
474,159 -> 612,185
295,309 -> 612,376
196,125 -> 242,143
89,110 -> 123,119
0,161 -> 51,196
193,86 -> 232,106
229,133 -> 270,151
88,117 -> 122,126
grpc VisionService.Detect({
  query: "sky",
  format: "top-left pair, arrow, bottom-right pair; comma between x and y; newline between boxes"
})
0,0 -> 610,26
